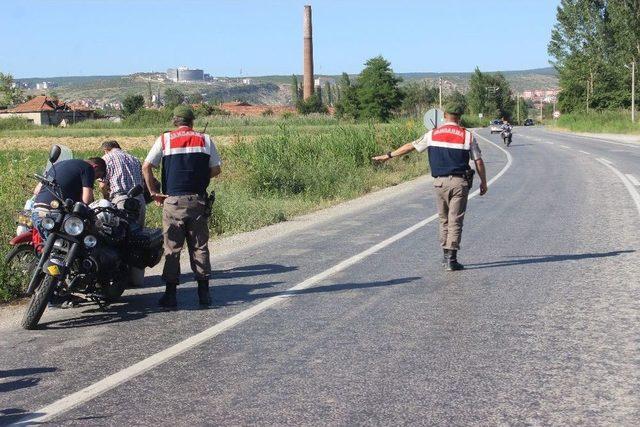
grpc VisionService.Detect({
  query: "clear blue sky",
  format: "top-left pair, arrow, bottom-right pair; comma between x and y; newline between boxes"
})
1,0 -> 560,78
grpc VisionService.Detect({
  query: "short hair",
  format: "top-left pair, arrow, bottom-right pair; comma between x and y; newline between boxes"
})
173,116 -> 193,127
87,157 -> 107,176
101,140 -> 120,150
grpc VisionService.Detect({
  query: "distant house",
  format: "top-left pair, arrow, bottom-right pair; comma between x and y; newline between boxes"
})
0,95 -> 95,125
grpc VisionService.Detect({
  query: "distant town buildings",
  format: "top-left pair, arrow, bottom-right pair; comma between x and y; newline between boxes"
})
167,67 -> 205,82
314,77 -> 335,87
521,88 -> 560,103
35,81 -> 57,90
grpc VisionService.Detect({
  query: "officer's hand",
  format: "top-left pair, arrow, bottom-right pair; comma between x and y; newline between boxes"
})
152,193 -> 168,206
371,155 -> 389,163
480,182 -> 488,196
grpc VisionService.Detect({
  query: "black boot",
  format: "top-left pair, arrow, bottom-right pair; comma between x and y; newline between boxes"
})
159,283 -> 177,308
197,280 -> 211,307
445,250 -> 465,271
442,249 -> 449,266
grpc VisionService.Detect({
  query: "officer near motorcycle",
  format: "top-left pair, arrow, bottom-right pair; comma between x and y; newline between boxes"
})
373,101 -> 488,270
142,106 -> 221,307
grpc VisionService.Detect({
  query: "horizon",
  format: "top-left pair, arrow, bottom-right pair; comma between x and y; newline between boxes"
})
2,0 -> 560,79
14,65 -> 557,81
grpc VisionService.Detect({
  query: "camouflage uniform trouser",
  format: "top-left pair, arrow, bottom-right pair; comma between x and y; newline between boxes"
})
434,175 -> 470,250
161,195 -> 211,284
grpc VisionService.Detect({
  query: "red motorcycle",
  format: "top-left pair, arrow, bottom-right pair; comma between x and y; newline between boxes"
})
4,212 -> 42,295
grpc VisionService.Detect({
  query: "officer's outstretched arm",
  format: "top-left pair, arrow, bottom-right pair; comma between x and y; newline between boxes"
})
372,142 -> 415,163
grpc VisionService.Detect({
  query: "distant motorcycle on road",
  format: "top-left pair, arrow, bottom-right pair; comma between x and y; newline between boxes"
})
501,125 -> 513,147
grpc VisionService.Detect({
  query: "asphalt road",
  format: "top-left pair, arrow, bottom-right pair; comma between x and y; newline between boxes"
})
1,127 -> 639,426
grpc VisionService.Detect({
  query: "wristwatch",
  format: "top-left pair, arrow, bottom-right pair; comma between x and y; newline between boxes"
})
387,151 -> 393,159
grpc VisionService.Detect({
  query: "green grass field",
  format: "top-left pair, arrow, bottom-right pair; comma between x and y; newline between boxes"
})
0,117 -> 427,302
552,110 -> 640,134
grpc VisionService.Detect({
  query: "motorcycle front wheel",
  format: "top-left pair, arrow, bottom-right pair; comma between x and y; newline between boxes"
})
21,275 -> 57,330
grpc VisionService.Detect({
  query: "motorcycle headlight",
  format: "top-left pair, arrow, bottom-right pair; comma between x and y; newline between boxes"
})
83,235 -> 97,248
42,217 -> 56,230
63,216 -> 84,236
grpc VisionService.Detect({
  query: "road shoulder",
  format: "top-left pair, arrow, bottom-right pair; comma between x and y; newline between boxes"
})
547,127 -> 640,145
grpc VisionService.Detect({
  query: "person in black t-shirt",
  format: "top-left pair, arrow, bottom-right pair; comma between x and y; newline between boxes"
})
32,157 -> 106,236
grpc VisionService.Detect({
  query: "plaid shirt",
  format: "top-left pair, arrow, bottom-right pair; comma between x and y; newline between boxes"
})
102,148 -> 143,198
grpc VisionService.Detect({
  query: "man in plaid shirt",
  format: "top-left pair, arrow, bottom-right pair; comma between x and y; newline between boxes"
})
100,140 -> 145,223
101,140 -> 147,286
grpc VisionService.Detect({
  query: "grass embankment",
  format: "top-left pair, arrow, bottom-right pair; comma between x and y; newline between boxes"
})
0,119 -> 426,302
551,110 -> 640,134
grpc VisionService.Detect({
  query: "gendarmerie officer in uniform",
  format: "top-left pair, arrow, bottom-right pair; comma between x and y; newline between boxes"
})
142,106 -> 222,307
373,101 -> 488,270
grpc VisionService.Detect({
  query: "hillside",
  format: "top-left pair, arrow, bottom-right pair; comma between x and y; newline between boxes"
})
16,67 -> 558,107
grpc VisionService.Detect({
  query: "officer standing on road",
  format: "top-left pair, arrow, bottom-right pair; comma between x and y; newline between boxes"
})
142,106 -> 222,307
373,102 -> 488,270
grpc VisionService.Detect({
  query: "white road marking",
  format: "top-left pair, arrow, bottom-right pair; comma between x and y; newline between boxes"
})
11,135 -> 513,425
626,174 -> 640,186
558,145 -> 569,149
541,141 -> 554,145
598,157 -> 614,165
596,159 -> 640,216
579,150 -> 591,155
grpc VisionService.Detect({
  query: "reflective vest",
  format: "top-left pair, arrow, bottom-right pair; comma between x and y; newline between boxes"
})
159,126 -> 212,196
427,124 -> 473,177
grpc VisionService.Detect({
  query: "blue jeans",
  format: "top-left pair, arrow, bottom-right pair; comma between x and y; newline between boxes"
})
31,210 -> 50,241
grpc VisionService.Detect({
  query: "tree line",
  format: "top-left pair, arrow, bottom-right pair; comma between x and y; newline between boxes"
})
549,0 -> 640,112
290,56 -> 522,123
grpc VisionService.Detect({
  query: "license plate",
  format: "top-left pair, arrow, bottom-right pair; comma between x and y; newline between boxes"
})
47,264 -> 61,276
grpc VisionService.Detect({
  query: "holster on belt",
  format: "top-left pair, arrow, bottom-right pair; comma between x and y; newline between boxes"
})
463,169 -> 475,188
204,191 -> 216,217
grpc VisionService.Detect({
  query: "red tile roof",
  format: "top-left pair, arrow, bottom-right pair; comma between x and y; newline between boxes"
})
7,95 -> 65,113
5,96 -> 94,113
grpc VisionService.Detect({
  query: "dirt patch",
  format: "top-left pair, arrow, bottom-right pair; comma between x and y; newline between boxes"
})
0,135 -> 252,151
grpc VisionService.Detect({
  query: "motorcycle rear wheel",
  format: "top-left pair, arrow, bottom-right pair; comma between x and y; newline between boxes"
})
4,244 -> 38,295
21,276 -> 56,330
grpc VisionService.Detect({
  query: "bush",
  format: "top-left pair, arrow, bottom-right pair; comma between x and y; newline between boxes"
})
194,103 -> 230,118
0,116 -> 36,130
262,108 -> 274,117
296,94 -> 328,115
122,94 -> 145,116
122,108 -> 172,128
461,115 -> 486,128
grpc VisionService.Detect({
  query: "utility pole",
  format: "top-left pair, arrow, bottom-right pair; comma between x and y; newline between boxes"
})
438,77 -> 443,110
516,93 -> 520,124
539,95 -> 543,122
632,60 -> 636,123
586,79 -> 590,113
